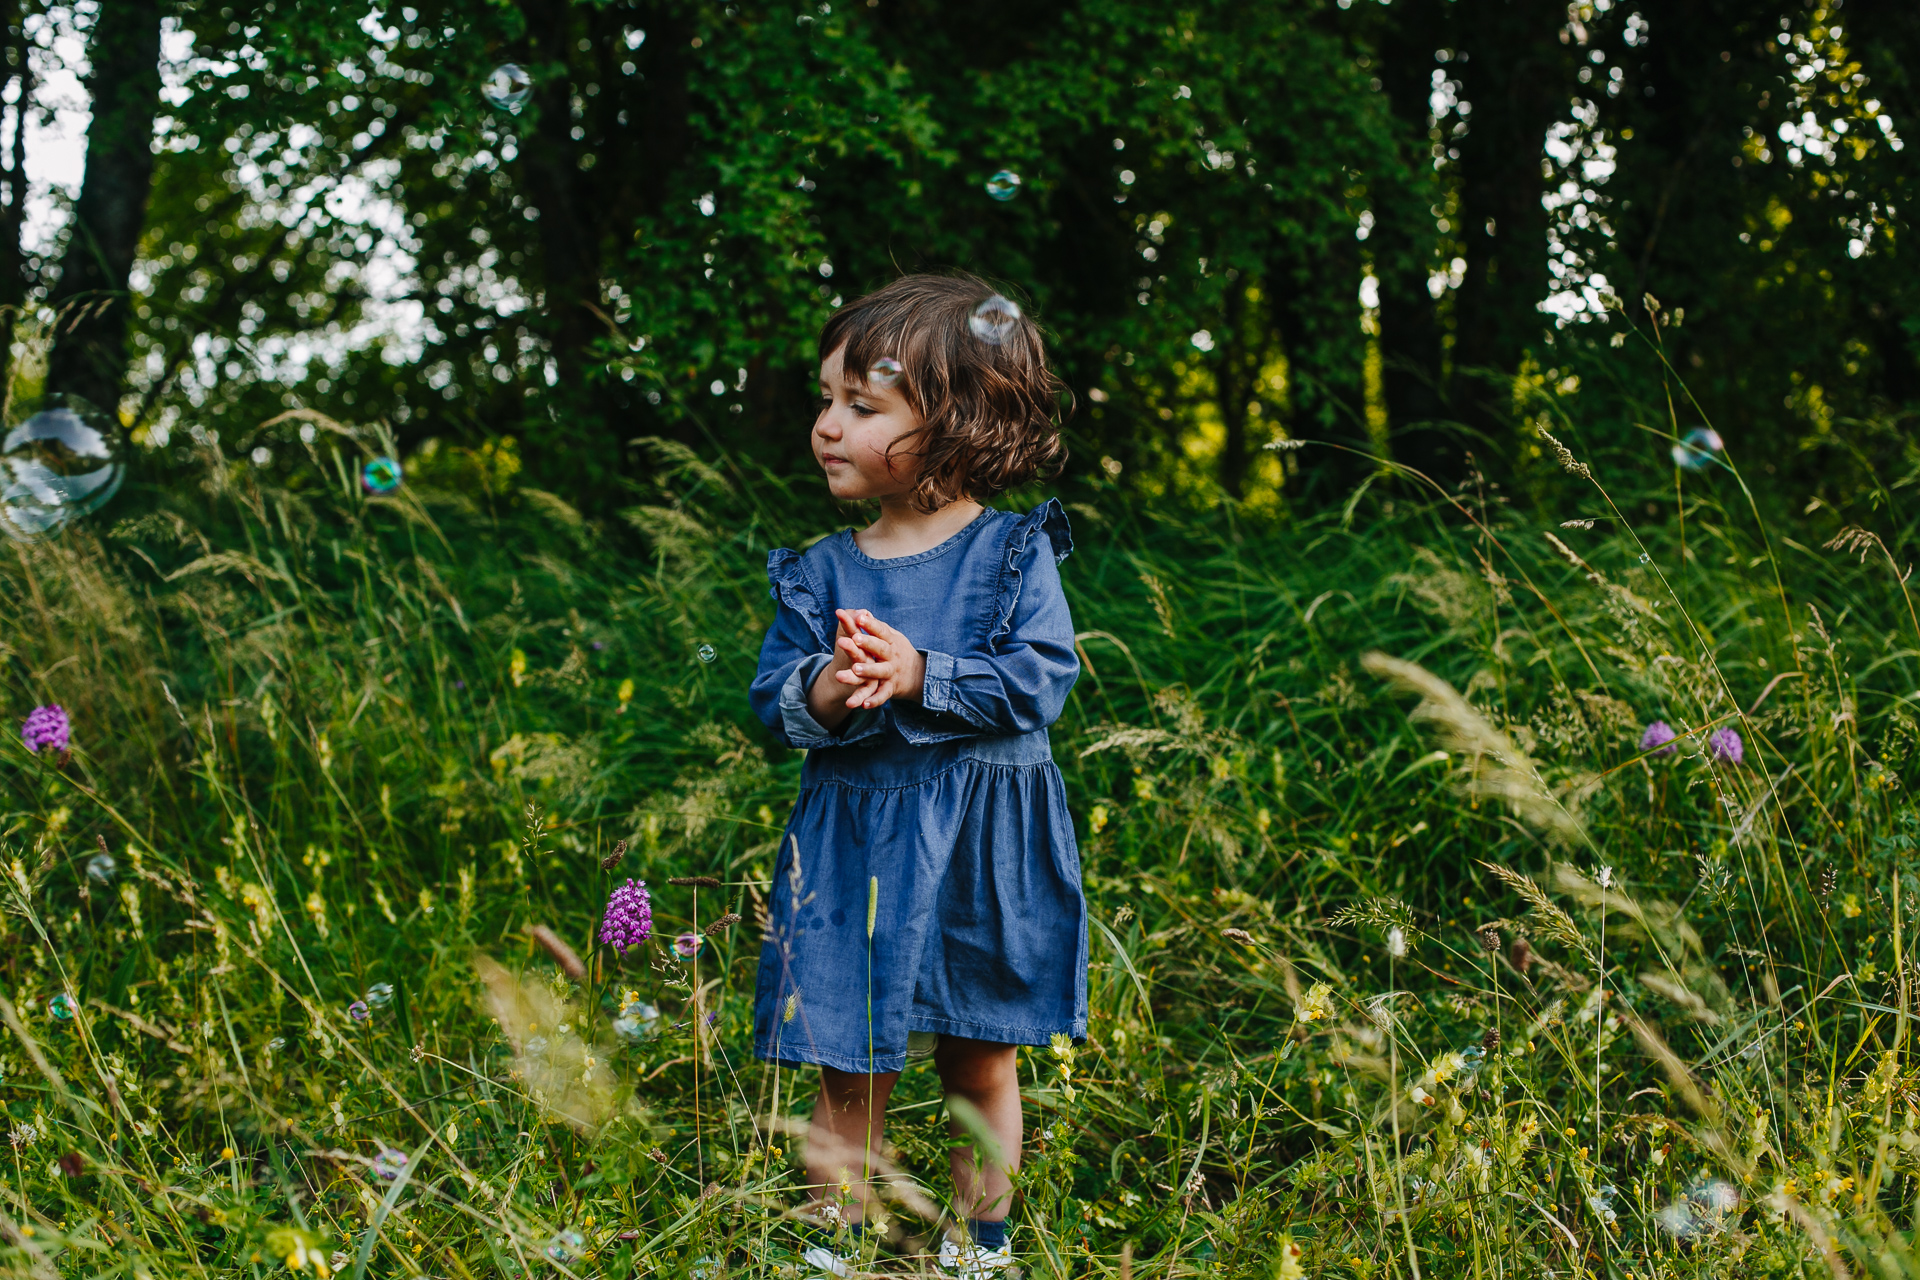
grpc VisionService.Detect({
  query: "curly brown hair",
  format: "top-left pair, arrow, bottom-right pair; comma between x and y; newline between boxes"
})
819,272 -> 1069,513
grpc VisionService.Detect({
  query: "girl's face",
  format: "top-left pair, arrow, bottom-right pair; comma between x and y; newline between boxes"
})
814,343 -> 921,502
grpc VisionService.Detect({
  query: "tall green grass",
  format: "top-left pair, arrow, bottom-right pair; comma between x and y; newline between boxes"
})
3,409 -> 1919,1279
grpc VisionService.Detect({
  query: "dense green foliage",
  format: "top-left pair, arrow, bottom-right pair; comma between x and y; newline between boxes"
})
6,1 -> 1920,1277
10,388 -> 1920,1276
8,0 -> 1906,511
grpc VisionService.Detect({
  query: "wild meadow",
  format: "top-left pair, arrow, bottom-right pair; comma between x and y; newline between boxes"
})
4,387 -> 1920,1280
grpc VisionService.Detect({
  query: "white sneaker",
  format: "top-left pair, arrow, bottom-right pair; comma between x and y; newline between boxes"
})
938,1238 -> 1014,1276
802,1245 -> 853,1279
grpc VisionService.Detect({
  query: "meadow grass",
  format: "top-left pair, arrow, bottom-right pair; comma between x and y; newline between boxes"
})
3,412 -> 1920,1280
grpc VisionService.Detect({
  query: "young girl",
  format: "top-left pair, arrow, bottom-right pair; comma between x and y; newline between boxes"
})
748,274 -> 1084,1276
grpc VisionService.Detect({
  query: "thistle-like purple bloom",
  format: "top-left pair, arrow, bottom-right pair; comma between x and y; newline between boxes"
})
21,705 -> 69,754
600,879 -> 653,955
1707,727 -> 1745,765
1639,720 -> 1677,756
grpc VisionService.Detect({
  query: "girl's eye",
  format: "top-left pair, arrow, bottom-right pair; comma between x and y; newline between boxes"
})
852,402 -> 877,417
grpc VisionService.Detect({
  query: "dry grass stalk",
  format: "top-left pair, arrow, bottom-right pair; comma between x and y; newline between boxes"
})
1362,652 -> 1584,843
1479,863 -> 1594,965
524,924 -> 586,980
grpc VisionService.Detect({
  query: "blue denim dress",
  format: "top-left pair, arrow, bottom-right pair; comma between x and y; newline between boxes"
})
747,500 -> 1087,1072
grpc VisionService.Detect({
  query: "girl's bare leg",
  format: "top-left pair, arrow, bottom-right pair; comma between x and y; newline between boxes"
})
805,1066 -> 902,1226
934,1037 -> 1022,1224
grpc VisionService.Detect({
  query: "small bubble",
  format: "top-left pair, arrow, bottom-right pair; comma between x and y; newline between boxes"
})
673,932 -> 706,960
265,1037 -> 287,1052
969,295 -> 1023,346
482,63 -> 533,110
697,644 -> 717,664
984,169 -> 1022,201
526,1035 -> 549,1054
347,1000 -> 371,1023
614,1000 -> 659,1042
364,982 -> 394,1008
361,456 -> 402,494
868,356 -> 904,389
48,993 -> 76,1021
1670,426 -> 1723,471
545,1230 -> 585,1263
1,394 -> 127,542
1638,552 -> 1651,564
86,853 -> 116,884
372,1148 -> 409,1181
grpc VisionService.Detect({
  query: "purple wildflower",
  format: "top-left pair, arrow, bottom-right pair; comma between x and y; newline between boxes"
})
1707,728 -> 1745,765
600,879 -> 653,955
1639,720 -> 1677,756
21,705 -> 69,754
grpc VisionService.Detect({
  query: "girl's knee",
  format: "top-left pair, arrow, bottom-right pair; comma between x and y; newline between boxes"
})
935,1038 -> 1018,1092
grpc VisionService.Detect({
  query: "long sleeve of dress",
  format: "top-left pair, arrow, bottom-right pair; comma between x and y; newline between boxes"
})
892,501 -> 1078,743
750,550 -> 883,749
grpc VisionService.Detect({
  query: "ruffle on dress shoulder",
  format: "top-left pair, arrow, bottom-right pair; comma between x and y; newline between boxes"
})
987,499 -> 1074,650
766,548 -> 831,651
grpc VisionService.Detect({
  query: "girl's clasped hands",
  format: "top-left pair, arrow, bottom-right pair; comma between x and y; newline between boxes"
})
830,607 -> 924,709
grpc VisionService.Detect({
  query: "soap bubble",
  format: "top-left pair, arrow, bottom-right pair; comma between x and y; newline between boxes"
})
673,931 -> 706,960
1670,427 -> 1723,471
364,982 -> 394,1008
362,456 -> 402,493
482,63 -> 533,110
347,1000 -> 371,1023
969,295 -> 1023,346
1,394 -> 126,541
1458,1045 -> 1485,1076
372,1147 -> 409,1181
984,170 -> 1022,202
86,853 -> 116,884
265,1037 -> 287,1052
544,1230 -> 585,1262
49,993 -> 76,1020
613,999 -> 659,1042
526,1035 -> 549,1054
868,356 -> 904,389
697,644 -> 717,664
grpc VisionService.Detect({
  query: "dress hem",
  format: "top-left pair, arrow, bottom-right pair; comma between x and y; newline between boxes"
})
753,1014 -> 1087,1072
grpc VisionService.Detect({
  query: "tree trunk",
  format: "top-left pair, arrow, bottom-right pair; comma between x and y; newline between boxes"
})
1447,0 -> 1570,422
45,0 -> 161,414
1371,0 -> 1452,485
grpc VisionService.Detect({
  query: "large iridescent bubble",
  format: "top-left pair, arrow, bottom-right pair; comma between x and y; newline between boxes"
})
968,295 -> 1023,346
1670,427 -> 1723,471
1,395 -> 126,542
482,63 -> 533,111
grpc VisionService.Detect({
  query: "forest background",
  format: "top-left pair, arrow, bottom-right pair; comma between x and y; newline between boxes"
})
8,1 -> 1920,1279
7,0 -> 1915,509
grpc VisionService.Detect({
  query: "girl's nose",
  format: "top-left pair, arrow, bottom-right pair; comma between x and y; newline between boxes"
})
814,411 -> 842,440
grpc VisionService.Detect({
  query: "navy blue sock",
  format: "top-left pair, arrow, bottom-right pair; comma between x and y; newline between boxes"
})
968,1219 -> 1007,1250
